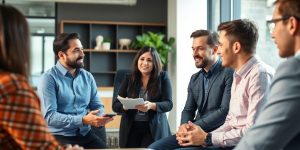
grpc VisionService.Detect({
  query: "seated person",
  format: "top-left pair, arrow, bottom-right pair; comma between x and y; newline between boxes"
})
176,19 -> 274,150
38,33 -> 112,149
0,5 -> 81,150
149,30 -> 233,150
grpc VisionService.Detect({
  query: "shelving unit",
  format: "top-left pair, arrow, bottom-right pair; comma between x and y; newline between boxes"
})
60,20 -> 166,87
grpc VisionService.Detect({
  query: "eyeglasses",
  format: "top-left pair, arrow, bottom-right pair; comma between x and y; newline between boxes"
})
266,16 -> 300,34
266,16 -> 291,34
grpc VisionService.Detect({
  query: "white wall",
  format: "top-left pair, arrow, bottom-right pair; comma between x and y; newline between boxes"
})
168,0 -> 207,132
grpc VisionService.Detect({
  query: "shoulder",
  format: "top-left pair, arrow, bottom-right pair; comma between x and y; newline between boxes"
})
159,71 -> 170,79
272,57 -> 300,81
220,67 -> 234,77
0,72 -> 35,99
79,68 -> 92,76
247,59 -> 275,80
277,56 -> 300,74
190,70 -> 201,81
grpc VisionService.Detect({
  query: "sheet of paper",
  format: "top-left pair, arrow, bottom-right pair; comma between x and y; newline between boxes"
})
117,95 -> 144,109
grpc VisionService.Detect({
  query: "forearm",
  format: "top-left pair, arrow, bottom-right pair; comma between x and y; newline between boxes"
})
193,107 -> 228,132
45,111 -> 85,128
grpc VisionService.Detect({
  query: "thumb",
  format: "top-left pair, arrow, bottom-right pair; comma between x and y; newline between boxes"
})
188,121 -> 196,127
90,109 -> 100,115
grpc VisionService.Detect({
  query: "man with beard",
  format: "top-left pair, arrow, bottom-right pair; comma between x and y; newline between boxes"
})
38,33 -> 112,149
149,30 -> 234,150
175,20 -> 275,150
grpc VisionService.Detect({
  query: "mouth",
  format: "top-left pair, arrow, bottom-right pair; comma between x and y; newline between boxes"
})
77,58 -> 84,63
194,56 -> 202,62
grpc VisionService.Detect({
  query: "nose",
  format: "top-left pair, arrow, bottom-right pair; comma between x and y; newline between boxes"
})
271,31 -> 275,40
80,49 -> 85,57
216,46 -> 221,55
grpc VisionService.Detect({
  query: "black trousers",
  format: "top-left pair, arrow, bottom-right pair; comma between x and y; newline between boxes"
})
126,121 -> 153,148
54,127 -> 107,149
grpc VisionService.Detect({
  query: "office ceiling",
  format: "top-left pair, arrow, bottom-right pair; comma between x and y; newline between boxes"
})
5,0 -> 137,5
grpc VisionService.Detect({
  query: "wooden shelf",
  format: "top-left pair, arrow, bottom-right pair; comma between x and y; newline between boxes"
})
60,20 -> 166,86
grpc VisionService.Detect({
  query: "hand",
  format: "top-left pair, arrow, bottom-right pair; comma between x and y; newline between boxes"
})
123,105 -> 128,111
92,116 -> 114,127
135,102 -> 150,112
176,121 -> 207,147
65,144 -> 83,150
176,123 -> 191,144
82,110 -> 100,125
82,110 -> 113,127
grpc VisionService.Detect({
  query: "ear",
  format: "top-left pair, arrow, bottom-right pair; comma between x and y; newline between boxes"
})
288,16 -> 299,35
232,42 -> 241,54
212,46 -> 219,55
58,51 -> 66,60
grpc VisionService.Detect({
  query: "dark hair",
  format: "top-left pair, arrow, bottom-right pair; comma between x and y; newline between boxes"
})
190,30 -> 219,47
0,5 -> 30,77
217,19 -> 258,54
53,33 -> 80,58
128,46 -> 162,98
274,0 -> 300,19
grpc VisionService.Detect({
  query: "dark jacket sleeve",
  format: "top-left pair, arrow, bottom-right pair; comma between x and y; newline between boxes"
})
154,71 -> 173,113
181,75 -> 198,125
194,69 -> 233,131
112,75 -> 129,114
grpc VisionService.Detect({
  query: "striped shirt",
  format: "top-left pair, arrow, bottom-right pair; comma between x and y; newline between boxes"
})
0,72 -> 62,150
212,56 -> 275,147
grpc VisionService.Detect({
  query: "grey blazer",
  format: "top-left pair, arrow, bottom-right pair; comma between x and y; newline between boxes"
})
181,64 -> 233,132
235,54 -> 300,150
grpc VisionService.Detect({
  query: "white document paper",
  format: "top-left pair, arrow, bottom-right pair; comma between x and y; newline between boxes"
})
117,95 -> 144,109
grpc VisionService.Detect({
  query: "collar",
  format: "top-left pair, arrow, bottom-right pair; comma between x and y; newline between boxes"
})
234,56 -> 258,79
200,57 -> 221,77
55,61 -> 82,76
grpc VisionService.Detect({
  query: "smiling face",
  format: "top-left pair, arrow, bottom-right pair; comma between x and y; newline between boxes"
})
217,31 -> 236,68
192,36 -> 215,69
137,52 -> 154,76
61,39 -> 85,69
271,3 -> 294,58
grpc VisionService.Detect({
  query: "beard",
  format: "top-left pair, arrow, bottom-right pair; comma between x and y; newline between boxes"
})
194,56 -> 208,69
66,56 -> 84,69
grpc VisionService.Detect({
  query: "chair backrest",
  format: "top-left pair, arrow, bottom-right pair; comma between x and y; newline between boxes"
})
112,69 -> 131,108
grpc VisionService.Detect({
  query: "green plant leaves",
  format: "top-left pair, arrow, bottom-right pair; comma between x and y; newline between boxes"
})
132,31 -> 175,65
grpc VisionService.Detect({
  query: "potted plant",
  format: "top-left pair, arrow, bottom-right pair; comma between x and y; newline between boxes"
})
102,37 -> 112,50
132,31 -> 175,66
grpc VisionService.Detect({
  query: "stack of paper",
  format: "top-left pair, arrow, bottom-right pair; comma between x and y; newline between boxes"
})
117,95 -> 144,109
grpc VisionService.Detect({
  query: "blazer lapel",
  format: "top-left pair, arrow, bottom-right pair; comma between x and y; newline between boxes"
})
201,68 -> 223,110
195,72 -> 205,115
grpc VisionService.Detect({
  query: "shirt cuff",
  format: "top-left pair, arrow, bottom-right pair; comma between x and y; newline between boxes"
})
212,132 -> 224,147
73,115 -> 84,126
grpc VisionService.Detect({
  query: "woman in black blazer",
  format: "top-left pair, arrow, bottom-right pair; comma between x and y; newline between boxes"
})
112,46 -> 173,148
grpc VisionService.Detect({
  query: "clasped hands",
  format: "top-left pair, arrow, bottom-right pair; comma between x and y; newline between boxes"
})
176,121 -> 208,147
82,110 -> 113,127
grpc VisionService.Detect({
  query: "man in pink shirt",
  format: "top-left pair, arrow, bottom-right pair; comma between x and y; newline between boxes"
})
176,19 -> 274,150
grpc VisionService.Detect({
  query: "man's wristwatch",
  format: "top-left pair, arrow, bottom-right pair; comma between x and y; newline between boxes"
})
204,133 -> 213,146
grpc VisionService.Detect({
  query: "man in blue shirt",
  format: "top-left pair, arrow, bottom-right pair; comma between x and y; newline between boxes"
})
38,33 -> 112,149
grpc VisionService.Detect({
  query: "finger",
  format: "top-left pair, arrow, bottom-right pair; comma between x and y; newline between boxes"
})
90,109 -> 100,115
180,141 -> 193,147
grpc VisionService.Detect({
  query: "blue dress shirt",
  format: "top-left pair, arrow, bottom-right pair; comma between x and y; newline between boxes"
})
38,61 -> 104,136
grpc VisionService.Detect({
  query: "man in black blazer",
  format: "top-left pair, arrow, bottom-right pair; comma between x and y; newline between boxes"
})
149,30 -> 233,150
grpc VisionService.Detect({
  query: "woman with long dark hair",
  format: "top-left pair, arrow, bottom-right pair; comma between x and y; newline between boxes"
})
112,46 -> 173,148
